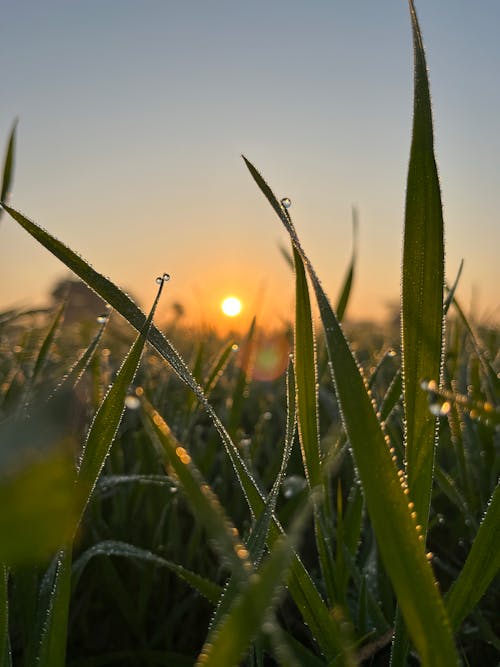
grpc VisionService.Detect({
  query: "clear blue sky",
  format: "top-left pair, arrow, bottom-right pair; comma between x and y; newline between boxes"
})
1,1 -> 499,328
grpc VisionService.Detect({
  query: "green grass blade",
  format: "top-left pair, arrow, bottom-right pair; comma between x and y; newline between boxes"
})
444,260 -> 464,315
293,243 -> 336,604
2,204 -> 201,396
1,204 -> 343,661
76,277 -> 165,512
55,309 -> 110,392
335,208 -> 357,323
242,156 -> 458,665
293,245 -> 322,491
72,540 -> 222,604
0,121 -> 17,215
402,0 -> 445,529
445,482 -> 500,630
31,299 -> 67,384
0,566 -> 10,667
37,548 -> 72,667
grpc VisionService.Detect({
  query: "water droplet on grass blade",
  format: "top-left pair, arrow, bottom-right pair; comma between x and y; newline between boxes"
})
162,273 -> 171,281
282,475 -> 307,498
281,197 -> 291,209
96,314 -> 107,323
125,395 -> 141,410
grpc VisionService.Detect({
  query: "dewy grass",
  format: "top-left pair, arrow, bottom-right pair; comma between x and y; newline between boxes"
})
0,2 -> 499,666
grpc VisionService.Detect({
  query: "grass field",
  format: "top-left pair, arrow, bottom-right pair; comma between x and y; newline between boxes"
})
0,2 -> 499,665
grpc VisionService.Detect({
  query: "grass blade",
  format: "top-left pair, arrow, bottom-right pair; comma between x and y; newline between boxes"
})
0,121 -> 17,218
72,540 -> 222,605
37,548 -> 72,667
76,276 -> 166,511
242,156 -> 458,665
402,0 -> 445,531
445,482 -> 500,630
293,243 -> 336,604
335,208 -> 357,323
0,566 -> 10,667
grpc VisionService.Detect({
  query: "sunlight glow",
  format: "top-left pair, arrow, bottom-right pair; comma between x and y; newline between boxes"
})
221,296 -> 242,317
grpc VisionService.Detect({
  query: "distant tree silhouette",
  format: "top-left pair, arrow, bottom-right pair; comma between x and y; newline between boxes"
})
50,278 -> 107,323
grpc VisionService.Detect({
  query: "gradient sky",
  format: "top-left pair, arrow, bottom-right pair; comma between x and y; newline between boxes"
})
1,1 -> 499,331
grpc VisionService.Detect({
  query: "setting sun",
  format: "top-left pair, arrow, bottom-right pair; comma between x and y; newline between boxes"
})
221,296 -> 242,317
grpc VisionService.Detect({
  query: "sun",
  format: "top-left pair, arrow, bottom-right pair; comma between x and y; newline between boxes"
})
221,296 -> 242,317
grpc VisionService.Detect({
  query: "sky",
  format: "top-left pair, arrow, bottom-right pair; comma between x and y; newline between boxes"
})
1,1 -> 499,332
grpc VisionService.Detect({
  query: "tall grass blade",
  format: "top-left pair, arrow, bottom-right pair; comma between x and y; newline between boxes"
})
76,277 -> 165,511
293,244 -> 336,604
445,482 -> 500,630
402,0 -> 445,531
335,208 -> 357,322
242,156 -> 458,665
55,309 -> 110,393
37,548 -> 72,667
0,121 -> 17,220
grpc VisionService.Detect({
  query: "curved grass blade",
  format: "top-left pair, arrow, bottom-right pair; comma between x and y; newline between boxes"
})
445,482 -> 500,630
72,540 -> 222,604
242,157 -> 458,665
1,204 -> 343,660
402,0 -> 445,532
0,120 -> 17,219
95,473 -> 177,495
1,204 -> 200,396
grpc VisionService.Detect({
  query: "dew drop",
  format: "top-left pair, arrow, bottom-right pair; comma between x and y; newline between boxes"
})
436,513 -> 445,525
97,314 -> 107,324
162,272 -> 171,281
282,475 -> 307,499
281,197 -> 291,209
155,276 -> 163,284
125,395 -> 141,410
